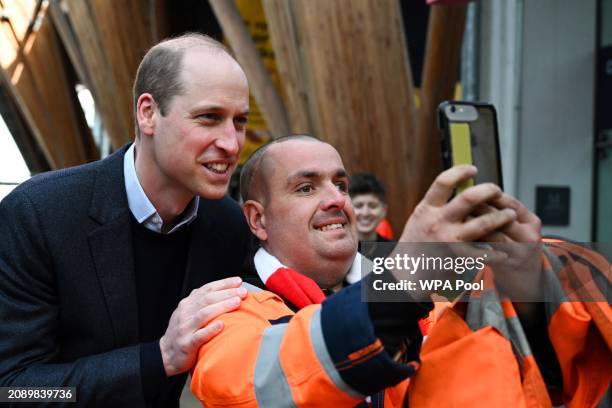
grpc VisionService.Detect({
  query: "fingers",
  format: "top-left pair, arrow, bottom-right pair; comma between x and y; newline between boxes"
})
191,296 -> 242,328
174,297 -> 241,366
159,288 -> 244,376
451,242 -> 509,264
199,276 -> 243,294
490,193 -> 542,227
423,165 -> 478,207
189,287 -> 247,310
488,194 -> 531,221
470,204 -> 514,243
479,230 -> 511,243
457,208 -> 516,241
488,194 -> 542,242
187,277 -> 247,313
502,220 -> 541,243
444,183 -> 503,222
182,277 -> 247,331
191,320 -> 224,349
455,193 -> 541,243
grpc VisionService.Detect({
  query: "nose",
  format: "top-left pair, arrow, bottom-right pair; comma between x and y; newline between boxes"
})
215,120 -> 241,156
320,183 -> 348,211
355,204 -> 371,216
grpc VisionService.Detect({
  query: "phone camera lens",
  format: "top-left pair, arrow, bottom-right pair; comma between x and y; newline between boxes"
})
450,105 -> 456,113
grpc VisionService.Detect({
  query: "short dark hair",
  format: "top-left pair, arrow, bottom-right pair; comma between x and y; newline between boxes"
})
132,33 -> 231,137
349,172 -> 387,203
240,134 -> 320,202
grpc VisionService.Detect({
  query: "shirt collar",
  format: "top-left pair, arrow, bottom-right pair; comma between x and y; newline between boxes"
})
253,247 -> 364,285
123,144 -> 199,234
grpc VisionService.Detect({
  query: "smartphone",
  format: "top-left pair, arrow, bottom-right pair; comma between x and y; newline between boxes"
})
438,101 -> 504,193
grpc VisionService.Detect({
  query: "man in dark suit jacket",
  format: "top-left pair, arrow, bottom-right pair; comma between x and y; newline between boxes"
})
0,33 -> 252,406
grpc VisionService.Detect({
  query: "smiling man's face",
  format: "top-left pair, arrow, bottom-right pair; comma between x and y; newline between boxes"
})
148,47 -> 250,200
258,139 -> 358,288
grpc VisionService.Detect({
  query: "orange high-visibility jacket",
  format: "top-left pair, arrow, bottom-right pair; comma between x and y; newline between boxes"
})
408,240 -> 611,407
190,279 -> 416,407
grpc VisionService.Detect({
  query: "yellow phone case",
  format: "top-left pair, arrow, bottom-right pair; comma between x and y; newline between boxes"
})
449,122 -> 474,193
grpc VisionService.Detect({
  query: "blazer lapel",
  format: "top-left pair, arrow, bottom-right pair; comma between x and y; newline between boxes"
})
87,146 -> 139,346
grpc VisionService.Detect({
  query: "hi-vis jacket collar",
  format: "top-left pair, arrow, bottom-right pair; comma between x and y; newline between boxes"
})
253,247 -> 363,308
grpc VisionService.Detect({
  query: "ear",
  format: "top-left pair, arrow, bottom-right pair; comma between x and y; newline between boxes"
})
243,200 -> 267,241
136,93 -> 158,137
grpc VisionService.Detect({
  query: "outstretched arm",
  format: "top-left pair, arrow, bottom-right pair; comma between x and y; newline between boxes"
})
191,282 -> 427,407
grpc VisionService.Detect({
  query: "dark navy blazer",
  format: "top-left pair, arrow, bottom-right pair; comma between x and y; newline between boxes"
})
0,145 -> 252,406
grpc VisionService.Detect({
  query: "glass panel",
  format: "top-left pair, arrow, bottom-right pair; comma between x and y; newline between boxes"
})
602,0 -> 612,47
596,129 -> 612,242
596,1 -> 612,240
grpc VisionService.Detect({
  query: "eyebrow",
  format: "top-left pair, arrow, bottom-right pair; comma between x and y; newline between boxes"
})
285,169 -> 348,186
189,106 -> 250,116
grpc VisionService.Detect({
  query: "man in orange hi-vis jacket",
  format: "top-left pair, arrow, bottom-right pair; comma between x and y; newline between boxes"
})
191,135 -> 610,407
189,134 -> 545,407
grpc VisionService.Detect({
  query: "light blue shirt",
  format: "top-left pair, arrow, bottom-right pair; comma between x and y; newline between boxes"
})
123,144 -> 199,234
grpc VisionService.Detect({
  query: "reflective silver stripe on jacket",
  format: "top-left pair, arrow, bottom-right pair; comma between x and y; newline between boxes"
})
254,324 -> 297,407
309,307 -> 364,399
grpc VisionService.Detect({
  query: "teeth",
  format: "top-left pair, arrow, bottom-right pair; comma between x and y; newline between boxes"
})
318,223 -> 343,232
205,163 -> 229,173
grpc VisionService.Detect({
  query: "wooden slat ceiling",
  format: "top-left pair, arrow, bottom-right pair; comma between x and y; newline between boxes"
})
60,0 -> 164,149
0,0 -> 96,169
0,80 -> 49,173
210,0 -> 290,139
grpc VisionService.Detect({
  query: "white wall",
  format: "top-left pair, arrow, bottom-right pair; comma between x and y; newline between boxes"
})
0,185 -> 17,202
479,0 -> 523,198
0,114 -> 30,203
480,0 -> 596,241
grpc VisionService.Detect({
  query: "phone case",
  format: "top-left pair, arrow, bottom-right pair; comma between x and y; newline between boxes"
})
437,100 -> 504,191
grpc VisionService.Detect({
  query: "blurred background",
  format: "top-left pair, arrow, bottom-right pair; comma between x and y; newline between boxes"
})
0,0 -> 610,243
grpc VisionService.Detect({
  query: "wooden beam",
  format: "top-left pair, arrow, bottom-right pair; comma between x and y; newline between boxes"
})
261,0 -> 312,134
0,1 -> 56,167
209,0 -> 290,139
411,4 -> 467,207
62,0 -> 159,149
0,60 -> 57,169
48,0 -> 91,89
0,81 -> 50,173
0,1 -> 99,168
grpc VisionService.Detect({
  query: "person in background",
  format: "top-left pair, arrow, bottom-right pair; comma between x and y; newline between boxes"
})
349,172 -> 393,258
